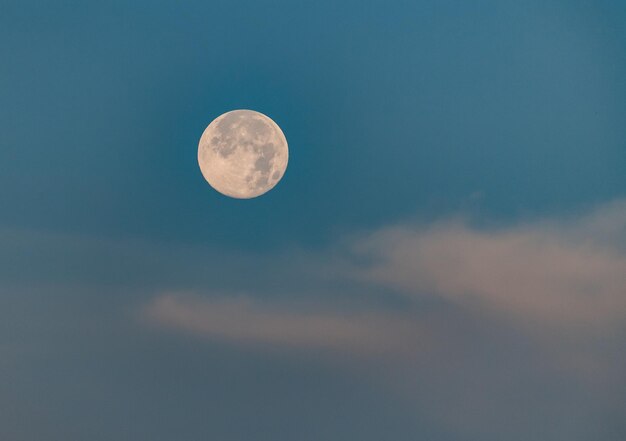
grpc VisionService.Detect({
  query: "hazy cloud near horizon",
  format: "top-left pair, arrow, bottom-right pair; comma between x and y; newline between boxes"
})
1,199 -> 625,440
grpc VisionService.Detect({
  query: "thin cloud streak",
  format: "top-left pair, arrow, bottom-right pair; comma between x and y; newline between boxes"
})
143,294 -> 422,356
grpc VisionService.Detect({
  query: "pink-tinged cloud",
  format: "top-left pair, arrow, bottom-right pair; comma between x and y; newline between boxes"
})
143,294 -> 421,356
354,200 -> 626,327
141,199 -> 626,373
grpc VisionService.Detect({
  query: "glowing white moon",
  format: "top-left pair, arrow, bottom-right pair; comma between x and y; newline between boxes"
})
197,109 -> 289,199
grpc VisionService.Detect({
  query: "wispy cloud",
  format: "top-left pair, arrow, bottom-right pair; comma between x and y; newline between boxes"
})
353,200 -> 626,328
143,294 -> 422,356
143,200 -> 626,355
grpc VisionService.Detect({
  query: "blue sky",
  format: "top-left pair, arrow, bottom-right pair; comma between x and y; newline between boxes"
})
1,0 -> 625,440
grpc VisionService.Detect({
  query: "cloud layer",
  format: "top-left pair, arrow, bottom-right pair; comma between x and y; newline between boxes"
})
355,200 -> 626,328
140,202 -> 626,438
5,201 -> 623,441
146,200 -> 626,351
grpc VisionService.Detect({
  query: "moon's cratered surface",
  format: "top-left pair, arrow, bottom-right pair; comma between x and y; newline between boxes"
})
198,109 -> 288,199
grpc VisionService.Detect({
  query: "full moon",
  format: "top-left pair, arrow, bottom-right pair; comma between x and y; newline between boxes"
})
197,109 -> 289,199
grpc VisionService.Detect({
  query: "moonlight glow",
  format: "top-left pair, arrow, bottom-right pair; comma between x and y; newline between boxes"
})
197,109 -> 289,199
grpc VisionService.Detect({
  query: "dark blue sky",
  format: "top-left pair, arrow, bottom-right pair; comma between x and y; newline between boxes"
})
1,1 -> 625,440
2,0 -> 625,248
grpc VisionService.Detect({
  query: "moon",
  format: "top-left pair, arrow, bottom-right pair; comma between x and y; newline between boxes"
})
197,109 -> 289,199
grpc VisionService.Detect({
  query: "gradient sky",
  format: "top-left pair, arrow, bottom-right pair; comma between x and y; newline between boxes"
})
1,1 -> 625,440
